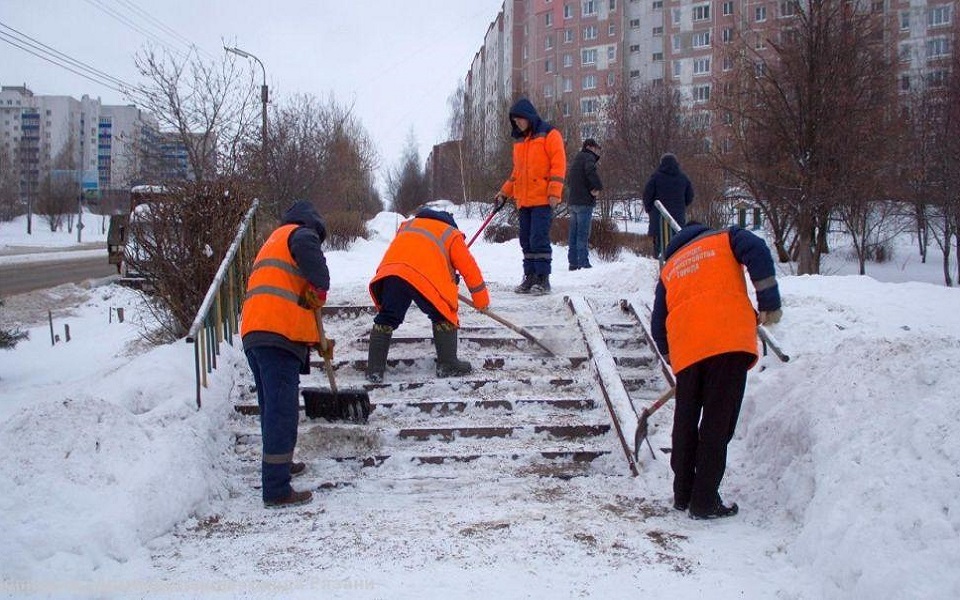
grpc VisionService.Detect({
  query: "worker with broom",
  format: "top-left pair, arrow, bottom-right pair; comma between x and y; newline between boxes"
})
650,221 -> 782,520
366,206 -> 490,383
241,199 -> 330,509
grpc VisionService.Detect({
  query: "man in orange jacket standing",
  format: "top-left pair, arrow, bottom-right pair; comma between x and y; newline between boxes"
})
496,98 -> 566,295
366,207 -> 490,382
241,200 -> 330,508
651,222 -> 782,520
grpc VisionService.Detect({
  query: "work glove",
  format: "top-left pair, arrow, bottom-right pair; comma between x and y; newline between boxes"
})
472,294 -> 490,311
301,285 -> 327,310
315,337 -> 335,361
758,309 -> 783,325
548,196 -> 561,209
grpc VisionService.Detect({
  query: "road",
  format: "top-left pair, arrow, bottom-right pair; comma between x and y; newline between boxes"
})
0,252 -> 117,296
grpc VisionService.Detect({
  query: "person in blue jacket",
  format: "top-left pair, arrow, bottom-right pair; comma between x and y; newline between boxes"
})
643,153 -> 694,257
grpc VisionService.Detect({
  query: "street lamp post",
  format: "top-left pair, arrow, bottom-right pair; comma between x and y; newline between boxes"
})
224,45 -> 268,186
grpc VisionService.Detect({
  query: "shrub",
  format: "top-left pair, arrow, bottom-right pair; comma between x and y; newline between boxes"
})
324,211 -> 369,250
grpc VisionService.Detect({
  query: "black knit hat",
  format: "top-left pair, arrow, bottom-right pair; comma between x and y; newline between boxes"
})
582,138 -> 601,151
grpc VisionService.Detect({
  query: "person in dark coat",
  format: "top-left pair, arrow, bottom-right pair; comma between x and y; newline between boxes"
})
643,153 -> 694,256
240,200 -> 330,508
650,222 -> 782,520
566,139 -> 603,271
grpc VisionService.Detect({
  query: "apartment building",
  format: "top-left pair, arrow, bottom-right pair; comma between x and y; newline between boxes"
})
465,0 -> 954,161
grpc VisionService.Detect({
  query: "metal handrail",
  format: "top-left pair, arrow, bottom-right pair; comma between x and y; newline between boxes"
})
186,199 -> 260,408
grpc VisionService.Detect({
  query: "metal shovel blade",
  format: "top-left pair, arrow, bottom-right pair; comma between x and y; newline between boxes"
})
301,387 -> 371,424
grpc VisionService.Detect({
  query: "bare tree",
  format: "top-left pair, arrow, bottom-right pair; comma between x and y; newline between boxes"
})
715,0 -> 897,275
36,137 -> 79,232
0,147 -> 22,222
387,131 -> 429,216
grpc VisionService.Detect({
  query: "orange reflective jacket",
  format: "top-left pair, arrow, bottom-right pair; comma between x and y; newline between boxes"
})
661,230 -> 758,374
501,128 -> 566,208
369,216 -> 489,327
240,224 -> 320,343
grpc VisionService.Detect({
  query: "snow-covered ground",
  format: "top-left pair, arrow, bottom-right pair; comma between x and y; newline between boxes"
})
0,205 -> 958,599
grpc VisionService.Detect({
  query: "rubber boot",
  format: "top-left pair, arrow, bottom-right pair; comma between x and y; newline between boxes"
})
513,273 -> 535,294
529,274 -> 551,295
366,324 -> 393,383
433,321 -> 472,377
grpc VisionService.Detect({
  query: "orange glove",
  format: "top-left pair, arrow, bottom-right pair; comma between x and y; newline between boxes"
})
472,294 -> 490,311
302,286 -> 327,310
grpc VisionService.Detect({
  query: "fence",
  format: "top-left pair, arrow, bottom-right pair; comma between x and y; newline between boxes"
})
185,199 -> 260,408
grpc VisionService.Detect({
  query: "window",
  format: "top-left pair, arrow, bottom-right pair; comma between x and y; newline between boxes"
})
546,12 -> 553,26
899,42 -> 912,62
546,35 -> 554,50
652,51 -> 664,61
723,55 -> 734,70
780,1 -> 797,17
523,45 -> 529,59
722,27 -> 733,42
673,61 -> 682,77
630,69 -> 641,78
756,6 -> 767,21
584,25 -> 598,40
926,37 -> 949,58
581,98 -> 599,115
692,31 -> 711,47
755,33 -> 766,50
609,23 -> 616,36
564,3 -> 573,18
608,45 -> 617,60
693,84 -> 711,102
564,29 -> 574,43
562,102 -> 571,117
563,77 -> 574,92
544,83 -> 555,98
609,0 -> 617,10
583,74 -> 598,89
582,48 -> 598,64
672,8 -> 681,25
722,111 -> 733,125
563,53 -> 574,67
926,69 -> 947,87
630,44 -> 641,52
722,1 -> 734,16
545,58 -> 555,72
630,18 -> 640,27
694,57 -> 711,74
583,0 -> 598,17
652,0 -> 663,9
900,11 -> 910,29
653,25 -> 664,36
693,4 -> 710,21
900,74 -> 911,91
607,72 -> 616,86
673,35 -> 682,51
928,5 -> 951,27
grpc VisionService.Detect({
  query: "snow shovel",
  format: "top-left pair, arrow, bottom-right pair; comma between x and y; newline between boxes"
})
466,197 -> 508,247
634,386 -> 676,461
458,294 -> 557,356
303,310 -> 370,423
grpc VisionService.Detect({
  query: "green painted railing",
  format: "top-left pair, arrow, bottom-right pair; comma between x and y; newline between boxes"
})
186,199 -> 260,408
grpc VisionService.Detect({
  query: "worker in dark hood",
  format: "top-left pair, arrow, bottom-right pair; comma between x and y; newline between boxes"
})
366,207 -> 489,382
643,152 -> 694,257
495,98 -> 566,295
240,199 -> 330,508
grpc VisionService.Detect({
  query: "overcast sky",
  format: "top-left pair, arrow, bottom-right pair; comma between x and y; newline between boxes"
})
1,0 -> 503,193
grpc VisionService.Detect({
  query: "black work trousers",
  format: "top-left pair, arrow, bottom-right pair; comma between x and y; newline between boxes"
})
671,351 -> 754,514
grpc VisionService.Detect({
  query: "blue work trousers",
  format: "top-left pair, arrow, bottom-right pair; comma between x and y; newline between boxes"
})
372,276 -> 446,329
567,205 -> 593,269
245,346 -> 302,502
518,205 -> 553,276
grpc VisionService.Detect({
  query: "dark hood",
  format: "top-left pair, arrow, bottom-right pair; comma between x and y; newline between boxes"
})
658,153 -> 680,176
508,98 -> 551,139
415,207 -> 459,230
663,222 -> 711,261
281,200 -> 326,244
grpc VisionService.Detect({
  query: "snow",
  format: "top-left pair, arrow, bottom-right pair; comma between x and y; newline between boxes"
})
1,205 -> 959,599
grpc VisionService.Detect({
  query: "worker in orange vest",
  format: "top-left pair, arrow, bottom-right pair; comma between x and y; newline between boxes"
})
241,200 -> 330,509
651,222 -> 782,520
495,98 -> 566,295
367,207 -> 489,382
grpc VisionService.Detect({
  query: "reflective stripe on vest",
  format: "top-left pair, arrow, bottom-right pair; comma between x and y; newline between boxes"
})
240,224 -> 320,343
661,230 -> 758,374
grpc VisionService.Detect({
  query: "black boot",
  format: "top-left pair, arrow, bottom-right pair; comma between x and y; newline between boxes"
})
529,274 -> 551,295
433,321 -> 472,377
513,273 -> 535,294
366,324 -> 393,382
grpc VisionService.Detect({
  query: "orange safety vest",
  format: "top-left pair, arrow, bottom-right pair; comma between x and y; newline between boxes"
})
501,128 -> 566,208
240,224 -> 320,343
661,230 -> 758,374
369,217 -> 489,327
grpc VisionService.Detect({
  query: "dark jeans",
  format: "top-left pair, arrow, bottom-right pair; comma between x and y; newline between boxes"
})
567,204 -> 593,268
372,276 -> 445,329
671,351 -> 754,514
518,205 -> 553,276
245,345 -> 302,502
